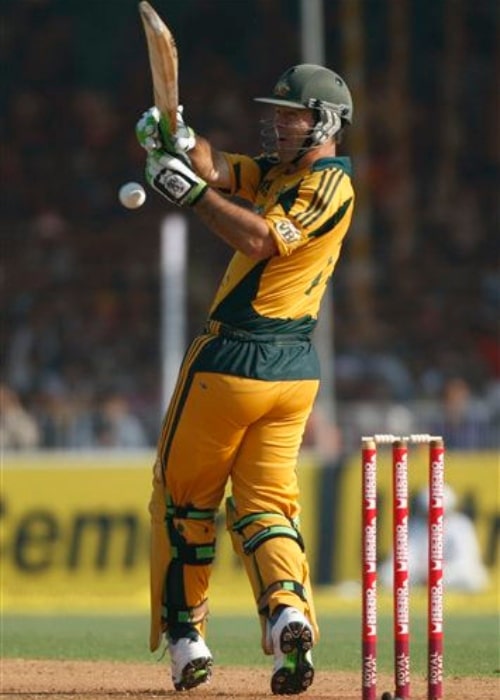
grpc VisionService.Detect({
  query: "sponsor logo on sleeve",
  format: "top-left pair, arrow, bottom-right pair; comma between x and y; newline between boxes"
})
275,219 -> 301,243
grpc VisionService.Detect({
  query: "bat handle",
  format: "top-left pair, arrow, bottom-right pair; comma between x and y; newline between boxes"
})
158,113 -> 176,150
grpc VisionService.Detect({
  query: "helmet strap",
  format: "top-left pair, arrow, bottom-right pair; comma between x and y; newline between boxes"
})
291,108 -> 340,164
312,108 -> 341,144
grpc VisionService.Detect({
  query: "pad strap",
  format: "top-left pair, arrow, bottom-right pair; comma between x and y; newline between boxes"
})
169,539 -> 216,564
165,506 -> 216,566
232,511 -> 304,554
162,598 -> 209,626
166,495 -> 216,521
258,580 -> 308,616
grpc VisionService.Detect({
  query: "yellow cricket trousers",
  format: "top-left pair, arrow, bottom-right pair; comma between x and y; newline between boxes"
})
149,333 -> 319,651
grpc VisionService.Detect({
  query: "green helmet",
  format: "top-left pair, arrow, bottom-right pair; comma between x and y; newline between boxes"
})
255,64 -> 353,126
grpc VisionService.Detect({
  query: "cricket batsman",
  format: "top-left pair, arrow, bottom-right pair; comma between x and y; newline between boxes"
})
136,64 -> 355,694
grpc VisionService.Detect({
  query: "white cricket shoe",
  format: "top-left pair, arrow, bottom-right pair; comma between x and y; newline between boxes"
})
168,635 -> 213,691
270,607 -> 314,695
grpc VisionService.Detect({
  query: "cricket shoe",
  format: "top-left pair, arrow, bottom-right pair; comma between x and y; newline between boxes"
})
270,607 -> 314,695
168,634 -> 213,691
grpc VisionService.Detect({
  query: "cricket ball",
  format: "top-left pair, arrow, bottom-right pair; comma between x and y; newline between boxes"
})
119,182 -> 146,209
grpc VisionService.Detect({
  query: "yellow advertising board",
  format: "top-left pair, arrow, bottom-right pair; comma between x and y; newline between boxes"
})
2,449 -> 498,613
1,451 -> 321,613
2,452 -> 152,611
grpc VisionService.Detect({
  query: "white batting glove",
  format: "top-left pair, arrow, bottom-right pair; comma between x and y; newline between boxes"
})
145,150 -> 207,207
136,105 -> 195,156
136,106 -> 165,152
173,106 -> 196,153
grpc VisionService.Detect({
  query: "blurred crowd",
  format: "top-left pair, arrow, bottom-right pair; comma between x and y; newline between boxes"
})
1,0 -> 498,449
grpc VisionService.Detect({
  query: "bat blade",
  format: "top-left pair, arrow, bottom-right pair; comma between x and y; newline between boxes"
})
139,1 -> 178,134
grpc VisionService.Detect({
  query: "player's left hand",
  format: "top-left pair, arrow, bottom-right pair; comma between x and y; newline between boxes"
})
145,150 -> 207,207
136,106 -> 166,152
136,105 -> 196,156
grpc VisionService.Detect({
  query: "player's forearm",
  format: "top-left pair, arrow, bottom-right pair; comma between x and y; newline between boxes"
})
194,189 -> 277,259
190,136 -> 231,189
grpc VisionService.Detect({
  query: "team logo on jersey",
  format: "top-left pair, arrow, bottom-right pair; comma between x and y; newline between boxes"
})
275,219 -> 301,243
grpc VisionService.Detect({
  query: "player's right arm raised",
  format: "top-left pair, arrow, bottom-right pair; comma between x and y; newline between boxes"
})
143,149 -> 275,259
187,134 -> 231,190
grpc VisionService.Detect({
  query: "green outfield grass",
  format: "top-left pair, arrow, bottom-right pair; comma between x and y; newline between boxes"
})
1,613 -> 498,677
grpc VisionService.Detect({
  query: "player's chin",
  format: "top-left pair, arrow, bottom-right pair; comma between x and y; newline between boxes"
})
276,142 -> 300,164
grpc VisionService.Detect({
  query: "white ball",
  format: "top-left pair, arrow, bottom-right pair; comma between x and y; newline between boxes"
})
119,182 -> 146,209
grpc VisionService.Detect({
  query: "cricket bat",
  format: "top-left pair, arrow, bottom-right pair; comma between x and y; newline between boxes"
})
139,1 -> 178,142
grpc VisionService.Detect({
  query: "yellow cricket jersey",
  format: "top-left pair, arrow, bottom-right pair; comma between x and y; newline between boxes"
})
198,152 -> 354,381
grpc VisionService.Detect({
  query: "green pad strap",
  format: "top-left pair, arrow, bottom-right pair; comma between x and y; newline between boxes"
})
162,598 -> 209,626
243,524 -> 304,554
257,580 -> 308,615
165,495 -> 216,521
170,543 -> 216,564
230,506 -> 305,555
232,511 -> 277,532
166,512 -> 216,566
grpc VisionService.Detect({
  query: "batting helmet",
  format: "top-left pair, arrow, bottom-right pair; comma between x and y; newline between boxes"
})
255,64 -> 353,126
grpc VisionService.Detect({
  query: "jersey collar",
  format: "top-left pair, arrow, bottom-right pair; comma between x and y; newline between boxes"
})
311,156 -> 352,175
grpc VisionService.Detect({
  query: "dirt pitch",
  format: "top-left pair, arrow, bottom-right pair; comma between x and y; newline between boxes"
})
2,660 -> 498,700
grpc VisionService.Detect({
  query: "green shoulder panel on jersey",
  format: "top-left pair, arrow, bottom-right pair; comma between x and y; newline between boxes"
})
252,156 -> 352,177
312,156 -> 352,176
296,169 -> 346,229
274,157 -> 352,217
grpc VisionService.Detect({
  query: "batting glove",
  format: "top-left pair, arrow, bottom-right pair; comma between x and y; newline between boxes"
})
136,105 -> 196,155
145,150 -> 207,207
136,106 -> 168,152
173,106 -> 196,152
